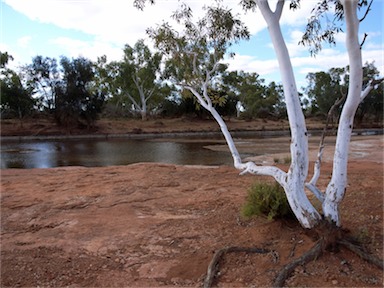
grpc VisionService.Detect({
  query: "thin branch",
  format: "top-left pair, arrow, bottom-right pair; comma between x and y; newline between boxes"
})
206,53 -> 220,81
202,78 -> 213,108
306,88 -> 346,200
126,93 -> 140,110
308,145 -> 324,186
359,0 -> 373,22
145,86 -> 156,102
192,52 -> 199,75
360,33 -> 368,49
305,182 -> 325,203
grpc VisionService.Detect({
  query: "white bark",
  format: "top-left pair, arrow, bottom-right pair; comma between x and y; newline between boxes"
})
322,0 -> 362,225
180,0 -> 371,229
256,0 -> 321,228
129,74 -> 156,120
183,0 -> 323,228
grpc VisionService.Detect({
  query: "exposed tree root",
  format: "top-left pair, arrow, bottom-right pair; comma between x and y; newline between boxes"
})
273,238 -> 384,287
203,222 -> 383,288
274,221 -> 383,286
338,239 -> 384,269
203,246 -> 271,288
272,241 -> 323,287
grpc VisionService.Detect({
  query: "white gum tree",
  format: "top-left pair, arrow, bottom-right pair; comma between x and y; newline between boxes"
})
143,0 -> 380,230
118,40 -> 163,121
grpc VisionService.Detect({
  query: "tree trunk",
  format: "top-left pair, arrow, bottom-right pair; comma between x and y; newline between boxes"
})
141,96 -> 147,120
323,0 -> 362,226
180,0 -> 368,230
141,110 -> 147,121
257,0 -> 321,228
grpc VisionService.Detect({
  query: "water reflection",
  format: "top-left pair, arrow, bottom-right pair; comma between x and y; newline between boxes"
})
2,130 -> 380,169
1,138 -> 235,169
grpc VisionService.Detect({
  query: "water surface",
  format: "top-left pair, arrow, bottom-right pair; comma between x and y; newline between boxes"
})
1,138 -> 240,169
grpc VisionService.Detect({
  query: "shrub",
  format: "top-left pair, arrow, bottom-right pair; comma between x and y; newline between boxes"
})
241,181 -> 295,220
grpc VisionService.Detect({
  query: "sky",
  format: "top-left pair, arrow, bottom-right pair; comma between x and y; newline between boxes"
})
1,0 -> 383,90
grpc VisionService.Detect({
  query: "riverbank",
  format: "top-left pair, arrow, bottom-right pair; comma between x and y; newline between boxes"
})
2,117 -> 382,141
1,158 -> 383,287
1,117 -> 321,138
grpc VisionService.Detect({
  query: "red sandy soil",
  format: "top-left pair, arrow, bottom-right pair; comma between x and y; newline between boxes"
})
1,118 -> 383,287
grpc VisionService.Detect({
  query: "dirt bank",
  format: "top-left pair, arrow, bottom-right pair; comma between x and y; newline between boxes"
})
1,117 -> 325,137
1,136 -> 383,287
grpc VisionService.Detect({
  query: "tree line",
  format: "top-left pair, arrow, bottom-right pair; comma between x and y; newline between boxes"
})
0,44 -> 382,129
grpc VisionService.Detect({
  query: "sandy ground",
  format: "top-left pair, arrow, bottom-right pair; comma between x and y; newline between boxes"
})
1,118 -> 383,287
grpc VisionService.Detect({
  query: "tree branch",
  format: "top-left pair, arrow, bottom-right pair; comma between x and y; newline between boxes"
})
185,85 -> 209,109
123,78 -> 140,109
360,77 -> 384,101
307,90 -> 346,190
359,0 -> 373,22
126,93 -> 140,110
206,53 -> 220,81
256,0 -> 273,22
360,33 -> 368,49
184,84 -> 287,186
145,86 -> 156,102
274,0 -> 284,20
308,145 -> 323,184
305,182 -> 325,203
238,161 -> 287,186
192,52 -> 199,75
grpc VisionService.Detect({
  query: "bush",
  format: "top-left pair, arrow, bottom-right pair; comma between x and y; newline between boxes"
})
241,181 -> 295,220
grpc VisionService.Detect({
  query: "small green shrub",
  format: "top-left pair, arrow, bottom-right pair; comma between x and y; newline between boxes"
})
241,181 -> 295,220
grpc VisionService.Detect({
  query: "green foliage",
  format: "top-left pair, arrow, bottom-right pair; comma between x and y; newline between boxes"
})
222,70 -> 286,119
300,0 -> 344,56
303,62 -> 383,123
23,55 -> 60,111
54,56 -> 104,129
241,181 -> 294,220
0,52 -> 35,119
107,39 -> 165,120
300,0 -> 373,56
305,68 -> 347,118
147,1 -> 249,114
355,62 -> 384,125
0,51 -> 13,68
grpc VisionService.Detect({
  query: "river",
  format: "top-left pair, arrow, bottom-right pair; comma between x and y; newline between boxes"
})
1,129 -> 381,169
1,137 -> 244,169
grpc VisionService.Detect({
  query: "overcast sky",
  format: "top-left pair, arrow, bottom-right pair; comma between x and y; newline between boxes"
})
1,0 -> 383,89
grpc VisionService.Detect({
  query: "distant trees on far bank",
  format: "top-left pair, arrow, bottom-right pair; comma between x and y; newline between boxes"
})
1,48 -> 382,130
